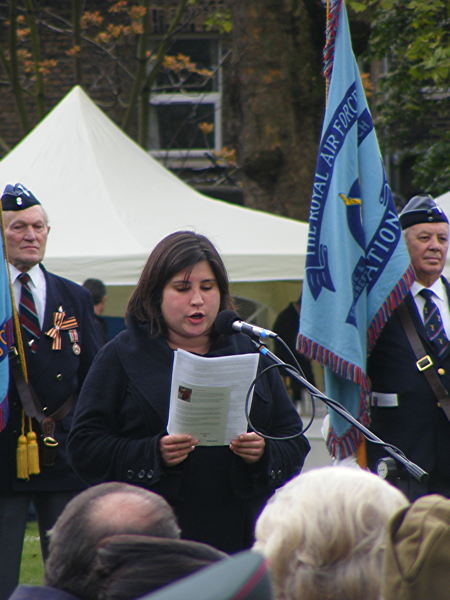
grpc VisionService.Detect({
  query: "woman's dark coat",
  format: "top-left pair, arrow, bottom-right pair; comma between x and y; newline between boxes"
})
68,316 -> 310,552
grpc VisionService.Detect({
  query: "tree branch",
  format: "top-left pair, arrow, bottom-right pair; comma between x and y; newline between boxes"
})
6,0 -> 30,132
25,0 -> 46,117
71,0 -> 82,84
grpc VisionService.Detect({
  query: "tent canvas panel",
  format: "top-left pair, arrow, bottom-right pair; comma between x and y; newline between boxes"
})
0,86 -> 308,286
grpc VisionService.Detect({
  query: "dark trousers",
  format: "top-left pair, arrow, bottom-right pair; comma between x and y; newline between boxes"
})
0,490 -> 77,600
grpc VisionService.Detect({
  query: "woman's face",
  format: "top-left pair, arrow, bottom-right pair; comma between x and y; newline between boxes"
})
161,260 -> 221,351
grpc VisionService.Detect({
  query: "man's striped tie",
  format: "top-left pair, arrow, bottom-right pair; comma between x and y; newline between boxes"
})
18,272 -> 41,350
419,288 -> 449,357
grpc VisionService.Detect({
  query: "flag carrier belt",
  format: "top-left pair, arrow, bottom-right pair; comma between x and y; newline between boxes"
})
397,303 -> 450,422
10,345 -> 75,466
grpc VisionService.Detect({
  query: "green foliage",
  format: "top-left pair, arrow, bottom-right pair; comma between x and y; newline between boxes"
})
204,8 -> 232,34
349,2 -> 367,11
411,138 -> 450,196
372,1 -> 449,85
348,0 -> 450,194
0,0 -> 196,149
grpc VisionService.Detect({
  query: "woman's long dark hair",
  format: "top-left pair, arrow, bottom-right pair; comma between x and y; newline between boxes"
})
127,231 -> 234,337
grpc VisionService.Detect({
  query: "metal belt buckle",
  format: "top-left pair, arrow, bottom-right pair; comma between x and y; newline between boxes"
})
416,355 -> 433,371
42,436 -> 59,448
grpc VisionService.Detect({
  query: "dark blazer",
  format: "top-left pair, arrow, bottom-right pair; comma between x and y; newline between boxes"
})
9,585 -> 79,600
0,265 -> 100,492
367,278 -> 450,491
68,316 -> 310,552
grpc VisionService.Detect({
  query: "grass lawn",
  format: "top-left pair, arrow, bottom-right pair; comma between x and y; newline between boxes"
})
20,520 -> 44,586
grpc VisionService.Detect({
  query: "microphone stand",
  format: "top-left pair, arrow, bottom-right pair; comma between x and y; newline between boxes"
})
251,340 -> 428,484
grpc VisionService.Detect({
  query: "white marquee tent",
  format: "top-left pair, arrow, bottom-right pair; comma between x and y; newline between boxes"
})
0,86 -> 309,292
434,190 -> 450,278
436,190 -> 450,216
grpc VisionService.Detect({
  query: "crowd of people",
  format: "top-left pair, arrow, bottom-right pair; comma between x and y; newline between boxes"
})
0,182 -> 449,600
8,474 -> 450,600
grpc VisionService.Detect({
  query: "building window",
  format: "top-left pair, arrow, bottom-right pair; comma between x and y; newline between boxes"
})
149,37 -> 223,159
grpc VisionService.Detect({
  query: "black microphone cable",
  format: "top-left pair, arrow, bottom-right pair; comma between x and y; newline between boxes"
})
244,361 -> 317,441
214,309 -> 320,439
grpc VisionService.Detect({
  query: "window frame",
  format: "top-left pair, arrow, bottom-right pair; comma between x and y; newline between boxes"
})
148,36 -> 223,160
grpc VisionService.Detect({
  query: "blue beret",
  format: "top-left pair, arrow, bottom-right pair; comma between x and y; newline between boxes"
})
1,183 -> 41,211
399,194 -> 448,230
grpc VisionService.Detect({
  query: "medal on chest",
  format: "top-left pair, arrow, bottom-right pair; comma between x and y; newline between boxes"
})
45,305 -> 80,353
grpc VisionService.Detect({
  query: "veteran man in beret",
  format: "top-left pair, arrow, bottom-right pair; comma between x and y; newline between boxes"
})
0,183 -> 100,600
368,194 -> 450,500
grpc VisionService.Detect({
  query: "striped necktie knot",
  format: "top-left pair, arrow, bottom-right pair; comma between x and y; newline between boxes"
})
18,272 -> 41,349
18,272 -> 31,286
419,288 -> 434,300
419,288 -> 449,357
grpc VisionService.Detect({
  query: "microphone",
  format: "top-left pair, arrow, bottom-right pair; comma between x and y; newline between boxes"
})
215,310 -> 278,340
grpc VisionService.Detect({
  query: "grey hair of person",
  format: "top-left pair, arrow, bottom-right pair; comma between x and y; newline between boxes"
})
253,466 -> 409,600
44,482 -> 181,600
40,205 -> 49,226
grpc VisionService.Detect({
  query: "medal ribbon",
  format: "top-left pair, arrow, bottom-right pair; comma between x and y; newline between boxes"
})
45,310 -> 79,350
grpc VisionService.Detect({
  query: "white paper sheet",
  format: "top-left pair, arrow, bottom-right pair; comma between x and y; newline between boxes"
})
167,349 -> 259,446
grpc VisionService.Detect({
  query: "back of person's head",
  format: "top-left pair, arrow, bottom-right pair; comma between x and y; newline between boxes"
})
45,482 -> 180,599
381,494 -> 450,600
87,534 -> 226,600
83,278 -> 107,305
253,466 -> 409,600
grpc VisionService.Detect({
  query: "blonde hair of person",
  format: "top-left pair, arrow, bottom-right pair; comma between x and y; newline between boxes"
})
253,466 -> 409,600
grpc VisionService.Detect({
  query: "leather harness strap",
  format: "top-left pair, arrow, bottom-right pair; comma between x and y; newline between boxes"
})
11,350 -> 76,466
397,303 -> 450,422
12,359 -> 75,423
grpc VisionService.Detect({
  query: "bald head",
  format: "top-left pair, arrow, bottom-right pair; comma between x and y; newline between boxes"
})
87,489 -> 179,539
45,483 -> 180,599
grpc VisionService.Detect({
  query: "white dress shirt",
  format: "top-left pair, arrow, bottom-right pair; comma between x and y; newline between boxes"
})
10,263 -> 47,328
410,277 -> 450,339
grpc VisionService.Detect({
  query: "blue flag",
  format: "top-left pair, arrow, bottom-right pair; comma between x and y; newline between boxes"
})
0,226 -> 13,431
298,0 -> 414,459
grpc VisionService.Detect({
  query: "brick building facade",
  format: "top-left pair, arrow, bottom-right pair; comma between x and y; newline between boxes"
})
0,1 -> 241,202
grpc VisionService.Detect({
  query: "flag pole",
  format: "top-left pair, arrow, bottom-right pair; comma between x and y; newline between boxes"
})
0,206 -> 29,383
0,205 -> 40,477
323,0 -> 342,102
325,0 -> 330,100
